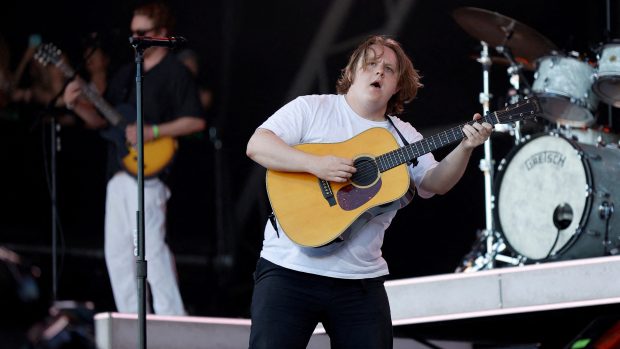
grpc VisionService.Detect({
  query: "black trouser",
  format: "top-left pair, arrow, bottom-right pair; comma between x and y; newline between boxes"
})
249,258 -> 393,349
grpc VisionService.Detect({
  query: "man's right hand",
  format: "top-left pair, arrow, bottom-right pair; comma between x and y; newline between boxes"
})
309,155 -> 356,183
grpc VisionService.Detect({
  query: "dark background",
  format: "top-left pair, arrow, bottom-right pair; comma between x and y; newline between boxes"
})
1,0 -> 619,346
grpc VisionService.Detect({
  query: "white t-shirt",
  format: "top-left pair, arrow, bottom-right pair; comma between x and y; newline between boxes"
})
258,94 -> 438,279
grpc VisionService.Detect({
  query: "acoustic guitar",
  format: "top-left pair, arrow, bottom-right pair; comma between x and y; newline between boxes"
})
266,97 -> 542,247
34,43 -> 177,178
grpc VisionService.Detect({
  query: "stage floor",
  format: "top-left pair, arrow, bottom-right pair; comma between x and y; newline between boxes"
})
95,255 -> 620,348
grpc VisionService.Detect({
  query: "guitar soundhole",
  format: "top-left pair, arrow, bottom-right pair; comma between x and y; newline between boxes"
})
351,156 -> 379,187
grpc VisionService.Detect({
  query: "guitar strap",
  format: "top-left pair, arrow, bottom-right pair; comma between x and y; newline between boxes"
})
386,116 -> 418,167
268,212 -> 279,238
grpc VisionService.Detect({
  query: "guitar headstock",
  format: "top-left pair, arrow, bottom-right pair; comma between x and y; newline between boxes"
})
493,96 -> 542,125
34,43 -> 63,67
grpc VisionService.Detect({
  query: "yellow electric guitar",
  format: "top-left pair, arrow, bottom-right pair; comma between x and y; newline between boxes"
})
266,98 -> 541,247
35,43 -> 176,178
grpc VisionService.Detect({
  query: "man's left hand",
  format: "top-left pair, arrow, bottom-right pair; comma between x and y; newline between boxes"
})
461,113 -> 492,149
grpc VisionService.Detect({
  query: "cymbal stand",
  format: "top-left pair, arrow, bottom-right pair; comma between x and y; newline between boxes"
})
478,41 -> 493,240
474,41 -> 498,270
460,42 -> 522,272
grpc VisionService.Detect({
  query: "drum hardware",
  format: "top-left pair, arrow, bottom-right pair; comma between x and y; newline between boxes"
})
599,201 -> 614,220
469,54 -> 535,72
497,45 -> 535,144
468,41 -> 521,270
455,230 -> 524,272
476,41 -> 499,269
554,124 -> 620,148
599,200 -> 616,256
497,45 -> 533,92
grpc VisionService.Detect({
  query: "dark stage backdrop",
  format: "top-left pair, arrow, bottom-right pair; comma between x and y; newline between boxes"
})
1,0 -> 618,318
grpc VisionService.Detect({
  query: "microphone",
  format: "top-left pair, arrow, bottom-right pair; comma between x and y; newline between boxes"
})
129,36 -> 187,49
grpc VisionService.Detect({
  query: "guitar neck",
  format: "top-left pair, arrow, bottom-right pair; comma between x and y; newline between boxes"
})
377,98 -> 539,172
56,62 -> 124,126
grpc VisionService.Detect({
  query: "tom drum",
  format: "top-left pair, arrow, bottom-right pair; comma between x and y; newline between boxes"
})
593,43 -> 620,107
532,55 -> 598,127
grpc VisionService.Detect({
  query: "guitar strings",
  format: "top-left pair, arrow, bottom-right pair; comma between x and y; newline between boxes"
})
353,161 -> 379,182
345,102 -> 534,183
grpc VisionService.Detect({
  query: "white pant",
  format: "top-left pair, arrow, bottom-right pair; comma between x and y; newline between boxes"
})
104,172 -> 185,315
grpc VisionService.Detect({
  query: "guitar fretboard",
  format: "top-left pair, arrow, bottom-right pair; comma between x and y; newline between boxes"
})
376,98 -> 539,172
55,61 -> 124,126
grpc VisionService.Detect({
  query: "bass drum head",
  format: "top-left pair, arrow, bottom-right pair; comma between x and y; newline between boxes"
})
494,134 -> 590,261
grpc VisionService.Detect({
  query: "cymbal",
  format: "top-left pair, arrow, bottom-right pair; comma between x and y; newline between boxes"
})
453,7 -> 557,62
469,54 -> 536,71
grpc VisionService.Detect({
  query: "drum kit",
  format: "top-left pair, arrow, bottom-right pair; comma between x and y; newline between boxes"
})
451,7 -> 620,271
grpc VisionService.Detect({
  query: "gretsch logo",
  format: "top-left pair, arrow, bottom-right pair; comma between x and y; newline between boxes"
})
524,151 -> 566,170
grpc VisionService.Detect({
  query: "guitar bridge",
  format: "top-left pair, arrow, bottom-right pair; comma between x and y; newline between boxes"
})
318,178 -> 336,207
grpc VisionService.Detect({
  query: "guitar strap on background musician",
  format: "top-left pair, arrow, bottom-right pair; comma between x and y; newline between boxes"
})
386,116 -> 418,168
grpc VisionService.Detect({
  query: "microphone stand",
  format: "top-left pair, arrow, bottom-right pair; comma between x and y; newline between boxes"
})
46,101 -> 60,302
43,45 -> 99,302
126,35 -> 186,349
129,41 -> 148,349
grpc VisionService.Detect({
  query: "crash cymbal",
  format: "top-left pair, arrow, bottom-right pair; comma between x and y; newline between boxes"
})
469,54 -> 536,71
453,7 -> 557,62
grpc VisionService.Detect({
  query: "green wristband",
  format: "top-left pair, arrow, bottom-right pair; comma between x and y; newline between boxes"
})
152,124 -> 160,139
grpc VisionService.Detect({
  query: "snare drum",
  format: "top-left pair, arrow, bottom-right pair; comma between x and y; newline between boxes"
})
494,133 -> 620,261
593,43 -> 620,107
532,55 -> 598,127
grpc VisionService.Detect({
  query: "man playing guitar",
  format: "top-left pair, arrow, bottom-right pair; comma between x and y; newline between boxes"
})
63,2 -> 205,315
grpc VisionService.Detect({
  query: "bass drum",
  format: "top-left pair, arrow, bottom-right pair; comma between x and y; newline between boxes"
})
494,133 -> 620,261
